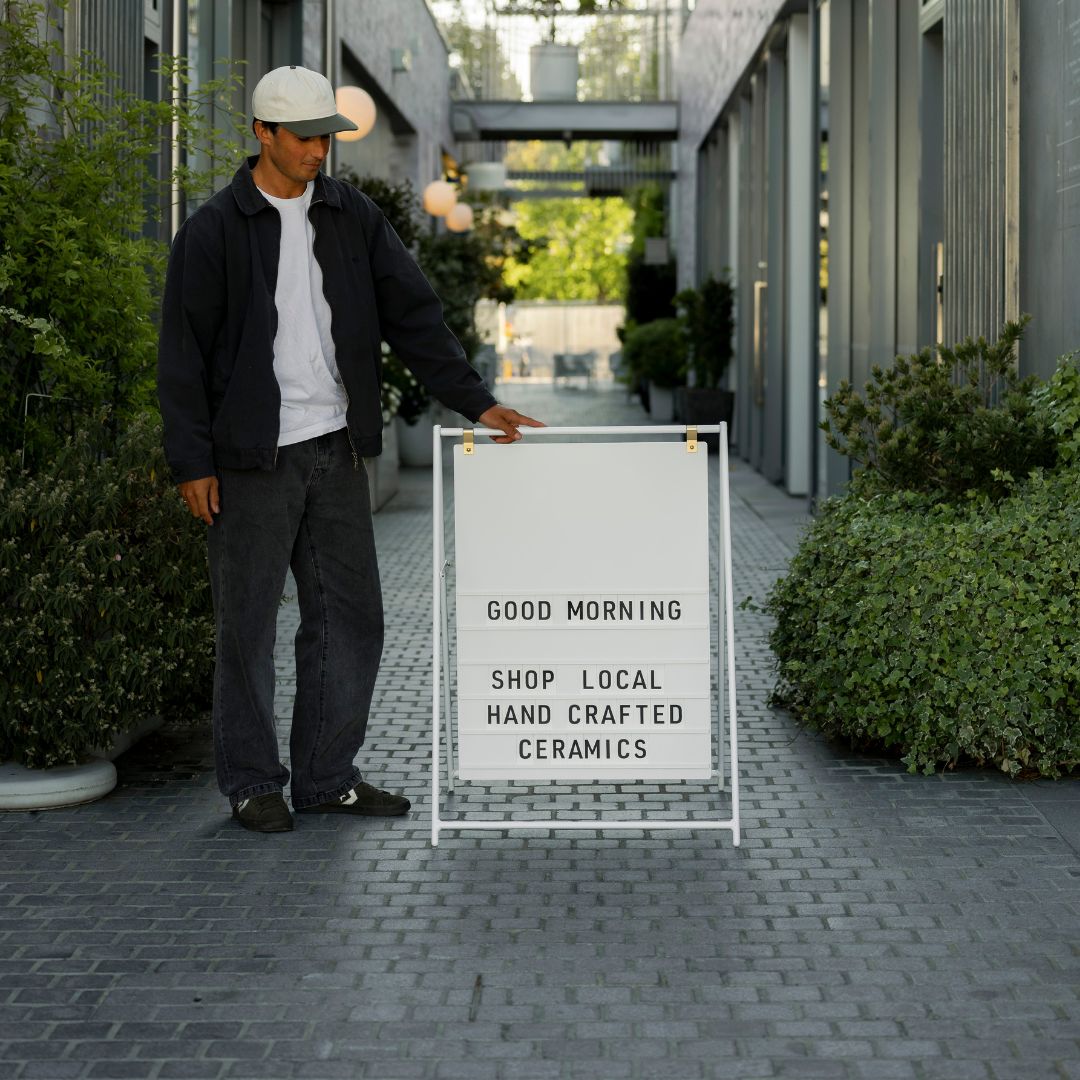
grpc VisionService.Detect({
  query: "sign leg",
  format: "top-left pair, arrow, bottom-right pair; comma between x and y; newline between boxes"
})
441,559 -> 456,793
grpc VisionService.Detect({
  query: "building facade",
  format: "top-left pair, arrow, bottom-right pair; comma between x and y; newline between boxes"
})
679,0 -> 1080,500
61,0 -> 458,237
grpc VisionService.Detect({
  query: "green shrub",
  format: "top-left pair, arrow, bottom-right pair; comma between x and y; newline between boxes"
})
417,230 -> 503,363
337,170 -> 423,251
1031,349 -> 1080,466
822,319 -> 1057,500
0,414 -> 214,768
766,468 -> 1080,778
621,318 -> 688,389
676,275 -> 735,389
0,2 -> 244,461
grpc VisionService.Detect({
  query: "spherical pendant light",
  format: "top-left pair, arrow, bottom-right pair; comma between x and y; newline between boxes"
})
335,86 -> 376,141
422,179 -> 457,217
445,202 -> 474,233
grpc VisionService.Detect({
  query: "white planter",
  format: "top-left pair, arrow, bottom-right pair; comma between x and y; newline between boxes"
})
649,385 -> 676,422
529,43 -> 579,101
396,411 -> 435,468
365,421 -> 399,512
0,758 -> 116,811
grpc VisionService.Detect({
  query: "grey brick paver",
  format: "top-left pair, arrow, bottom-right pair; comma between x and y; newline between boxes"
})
2,382 -> 1078,1080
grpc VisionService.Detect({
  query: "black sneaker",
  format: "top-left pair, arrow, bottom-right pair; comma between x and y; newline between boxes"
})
232,792 -> 294,833
297,782 -> 411,817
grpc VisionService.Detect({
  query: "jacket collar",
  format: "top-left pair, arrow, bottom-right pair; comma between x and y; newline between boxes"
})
230,155 -> 342,216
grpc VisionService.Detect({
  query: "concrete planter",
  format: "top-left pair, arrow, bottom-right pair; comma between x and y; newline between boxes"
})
684,387 -> 736,449
365,421 -> 399,512
396,410 -> 435,468
0,713 -> 166,811
529,43 -> 579,101
0,758 -> 116,811
648,384 -> 677,422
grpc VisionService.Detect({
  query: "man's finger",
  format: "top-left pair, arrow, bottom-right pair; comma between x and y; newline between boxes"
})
511,411 -> 544,429
208,477 -> 220,516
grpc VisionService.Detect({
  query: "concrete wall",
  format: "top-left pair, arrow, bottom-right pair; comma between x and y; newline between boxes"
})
322,0 -> 456,192
1019,1 -> 1080,377
675,0 -> 787,290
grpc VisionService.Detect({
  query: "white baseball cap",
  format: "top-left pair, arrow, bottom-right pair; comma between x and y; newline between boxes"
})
251,65 -> 359,137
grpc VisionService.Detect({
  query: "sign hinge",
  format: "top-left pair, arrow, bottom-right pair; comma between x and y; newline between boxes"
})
463,429 -> 474,456
686,426 -> 698,453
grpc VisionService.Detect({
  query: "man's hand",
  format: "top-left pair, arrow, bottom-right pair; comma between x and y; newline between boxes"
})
477,404 -> 545,444
178,476 -> 220,526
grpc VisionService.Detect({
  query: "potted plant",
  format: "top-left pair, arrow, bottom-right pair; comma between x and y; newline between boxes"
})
621,317 -> 688,422
677,274 -> 735,438
384,351 -> 438,467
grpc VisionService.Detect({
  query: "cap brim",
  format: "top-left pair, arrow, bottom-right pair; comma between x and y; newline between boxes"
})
281,113 -> 359,137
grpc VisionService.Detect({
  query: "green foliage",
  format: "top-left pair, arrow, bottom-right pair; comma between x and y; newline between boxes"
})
419,229 -> 507,362
621,318 -> 687,389
1031,349 -> 1080,465
822,319 -> 1057,500
0,414 -> 215,768
624,257 -> 676,326
0,2 -> 245,460
766,468 -> 1080,779
676,275 -> 734,388
502,197 -> 632,301
437,8 -> 522,99
337,170 -> 423,251
381,348 -> 429,425
626,183 -> 665,259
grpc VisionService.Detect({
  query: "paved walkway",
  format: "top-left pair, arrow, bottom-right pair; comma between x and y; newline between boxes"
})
2,382 -> 1078,1080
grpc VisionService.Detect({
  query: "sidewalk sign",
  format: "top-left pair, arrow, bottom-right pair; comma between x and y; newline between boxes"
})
431,425 -> 739,846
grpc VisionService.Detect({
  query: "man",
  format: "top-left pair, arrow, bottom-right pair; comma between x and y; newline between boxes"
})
158,65 -> 540,833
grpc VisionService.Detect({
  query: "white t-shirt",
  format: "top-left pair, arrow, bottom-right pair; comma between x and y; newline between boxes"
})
258,182 -> 348,447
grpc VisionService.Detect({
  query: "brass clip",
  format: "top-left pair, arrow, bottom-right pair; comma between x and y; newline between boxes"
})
463,429 -> 474,456
686,426 -> 698,453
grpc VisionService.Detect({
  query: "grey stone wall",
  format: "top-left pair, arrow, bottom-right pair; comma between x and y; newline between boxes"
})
302,0 -> 455,191
675,0 -> 785,288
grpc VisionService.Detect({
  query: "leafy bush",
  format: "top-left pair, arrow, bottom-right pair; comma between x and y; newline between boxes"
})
382,350 -> 429,424
418,230 -> 503,363
1031,349 -> 1080,466
0,415 -> 214,768
822,319 -> 1057,499
0,3 -> 244,461
624,256 -> 676,327
338,170 -> 423,251
621,318 -> 688,389
676,275 -> 735,388
766,467 -> 1080,779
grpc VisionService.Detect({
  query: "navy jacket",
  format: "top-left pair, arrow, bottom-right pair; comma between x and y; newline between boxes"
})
157,157 -> 497,482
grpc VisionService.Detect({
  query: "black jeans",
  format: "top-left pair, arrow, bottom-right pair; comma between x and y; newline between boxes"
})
207,428 -> 384,808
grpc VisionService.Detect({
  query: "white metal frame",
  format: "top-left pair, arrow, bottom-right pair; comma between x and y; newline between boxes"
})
431,424 -> 740,847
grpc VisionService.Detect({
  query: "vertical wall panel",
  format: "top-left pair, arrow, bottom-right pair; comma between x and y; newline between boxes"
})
895,0 -> 920,355
79,0 -> 142,97
868,0 -> 898,370
825,0 -> 854,496
762,48 -> 786,484
849,0 -> 870,393
785,15 -> 812,497
1018,0 -> 1077,379
944,0 -> 1008,343
736,91 -> 755,459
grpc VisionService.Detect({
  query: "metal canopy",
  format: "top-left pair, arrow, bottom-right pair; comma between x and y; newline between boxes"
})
452,100 -> 679,141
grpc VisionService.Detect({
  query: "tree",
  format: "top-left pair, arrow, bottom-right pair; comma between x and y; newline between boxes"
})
0,2 -> 245,460
438,10 -> 523,100
502,196 -> 632,301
